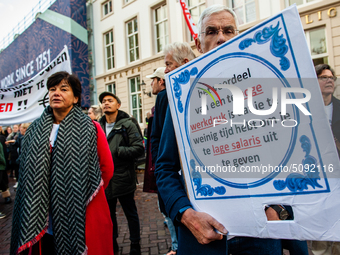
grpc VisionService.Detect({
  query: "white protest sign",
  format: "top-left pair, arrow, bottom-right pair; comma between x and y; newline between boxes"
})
165,5 -> 340,241
0,46 -> 72,125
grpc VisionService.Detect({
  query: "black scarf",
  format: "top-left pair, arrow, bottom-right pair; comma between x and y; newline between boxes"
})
11,105 -> 102,255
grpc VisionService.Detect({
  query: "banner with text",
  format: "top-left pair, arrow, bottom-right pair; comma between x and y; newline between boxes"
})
165,5 -> 340,241
0,0 -> 90,107
0,46 -> 71,125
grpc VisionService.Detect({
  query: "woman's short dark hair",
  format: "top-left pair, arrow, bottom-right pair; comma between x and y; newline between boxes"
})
315,64 -> 335,77
47,71 -> 82,106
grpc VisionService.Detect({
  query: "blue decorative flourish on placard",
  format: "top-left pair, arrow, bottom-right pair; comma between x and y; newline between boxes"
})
190,159 -> 226,196
190,67 -> 198,76
173,67 -> 198,113
239,22 -> 290,71
273,135 -> 323,192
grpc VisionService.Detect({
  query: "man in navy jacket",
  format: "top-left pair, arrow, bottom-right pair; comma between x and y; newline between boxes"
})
150,44 -> 196,255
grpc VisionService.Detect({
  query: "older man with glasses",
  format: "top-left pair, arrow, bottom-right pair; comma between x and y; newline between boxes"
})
155,4 -> 288,254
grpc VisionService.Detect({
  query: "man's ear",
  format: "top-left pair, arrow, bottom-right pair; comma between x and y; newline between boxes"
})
161,79 -> 166,88
195,37 -> 203,53
183,58 -> 189,64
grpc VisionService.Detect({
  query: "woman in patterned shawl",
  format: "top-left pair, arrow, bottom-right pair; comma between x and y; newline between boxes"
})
11,71 -> 114,255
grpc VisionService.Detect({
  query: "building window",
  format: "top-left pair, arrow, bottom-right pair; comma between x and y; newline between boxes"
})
187,0 -> 206,41
305,27 -> 328,66
287,0 -> 317,7
154,4 -> 169,53
231,0 -> 256,25
127,18 -> 139,63
129,76 -> 142,123
104,30 -> 114,70
102,1 -> 113,16
106,83 -> 116,94
258,0 -> 280,20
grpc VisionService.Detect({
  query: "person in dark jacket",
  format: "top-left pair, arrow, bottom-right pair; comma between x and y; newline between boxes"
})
151,43 -> 196,165
144,67 -> 167,193
99,91 -> 144,255
143,109 -> 157,194
0,126 -> 12,204
12,123 -> 31,189
0,127 -> 10,207
5,124 -> 19,180
0,126 -> 7,146
146,67 -> 180,255
2,127 -> 10,169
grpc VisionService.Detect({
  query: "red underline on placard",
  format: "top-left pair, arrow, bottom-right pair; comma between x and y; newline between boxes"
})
244,91 -> 264,100
213,144 -> 262,156
191,124 -> 214,133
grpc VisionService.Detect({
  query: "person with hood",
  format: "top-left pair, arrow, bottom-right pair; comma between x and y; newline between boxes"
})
99,91 -> 144,255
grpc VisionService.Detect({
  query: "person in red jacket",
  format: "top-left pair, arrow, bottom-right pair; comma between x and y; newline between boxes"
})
10,71 -> 114,255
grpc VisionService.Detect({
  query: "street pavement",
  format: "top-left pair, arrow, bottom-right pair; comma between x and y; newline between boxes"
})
0,171 -> 314,255
0,171 -> 172,255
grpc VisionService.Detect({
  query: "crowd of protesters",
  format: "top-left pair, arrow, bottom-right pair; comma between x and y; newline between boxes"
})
2,3 -> 339,255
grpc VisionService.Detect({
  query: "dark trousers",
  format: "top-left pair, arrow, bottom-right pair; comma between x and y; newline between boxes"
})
107,192 -> 141,243
282,240 -> 309,255
0,170 -> 9,191
8,162 -> 19,180
177,225 -> 283,255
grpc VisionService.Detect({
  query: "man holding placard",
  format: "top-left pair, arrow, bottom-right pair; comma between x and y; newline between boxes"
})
155,5 -> 284,254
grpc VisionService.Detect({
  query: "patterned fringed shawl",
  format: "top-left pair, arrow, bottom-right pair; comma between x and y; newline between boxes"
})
10,105 -> 102,255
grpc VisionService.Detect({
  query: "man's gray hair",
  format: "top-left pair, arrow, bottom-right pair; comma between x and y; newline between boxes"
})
163,42 -> 196,65
197,4 -> 239,39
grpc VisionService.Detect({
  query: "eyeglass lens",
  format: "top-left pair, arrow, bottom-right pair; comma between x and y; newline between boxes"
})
318,76 -> 337,81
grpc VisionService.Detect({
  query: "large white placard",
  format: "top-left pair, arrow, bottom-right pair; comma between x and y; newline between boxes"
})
0,46 -> 72,125
165,5 -> 340,241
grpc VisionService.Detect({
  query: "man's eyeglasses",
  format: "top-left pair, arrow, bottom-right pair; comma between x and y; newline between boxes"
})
318,76 -> 337,82
201,27 -> 239,37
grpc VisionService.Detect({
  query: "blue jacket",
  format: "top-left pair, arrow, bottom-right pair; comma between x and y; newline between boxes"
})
155,106 -> 227,253
155,106 -> 191,222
